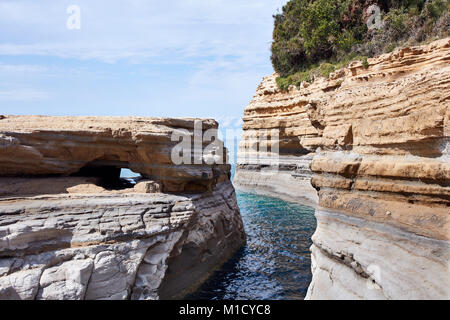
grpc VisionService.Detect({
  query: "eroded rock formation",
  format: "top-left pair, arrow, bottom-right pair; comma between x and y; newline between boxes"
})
306,38 -> 450,300
0,116 -> 229,193
237,38 -> 450,299
234,73 -> 320,205
0,117 -> 245,300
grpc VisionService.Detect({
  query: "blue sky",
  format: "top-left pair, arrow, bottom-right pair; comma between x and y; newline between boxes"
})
0,0 -> 286,126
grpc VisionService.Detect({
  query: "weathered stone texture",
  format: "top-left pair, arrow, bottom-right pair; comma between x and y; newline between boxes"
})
0,180 -> 245,300
307,39 -> 450,299
234,68 -> 320,204
237,38 -> 450,299
0,117 -> 245,300
0,116 -> 229,193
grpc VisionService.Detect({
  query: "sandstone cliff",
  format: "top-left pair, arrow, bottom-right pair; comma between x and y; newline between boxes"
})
234,71 -> 320,205
0,116 -> 245,300
236,38 -> 450,299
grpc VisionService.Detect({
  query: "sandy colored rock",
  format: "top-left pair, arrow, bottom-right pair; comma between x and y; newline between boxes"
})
307,39 -> 450,299
234,72 -> 320,203
133,180 -> 162,194
66,183 -> 106,194
0,117 -> 245,300
0,116 -> 229,193
237,38 -> 450,300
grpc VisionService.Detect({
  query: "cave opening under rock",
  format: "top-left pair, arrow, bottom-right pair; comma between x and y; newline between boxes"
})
72,162 -> 142,190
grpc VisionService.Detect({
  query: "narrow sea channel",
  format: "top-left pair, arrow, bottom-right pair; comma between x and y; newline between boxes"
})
121,167 -> 317,300
188,169 -> 316,300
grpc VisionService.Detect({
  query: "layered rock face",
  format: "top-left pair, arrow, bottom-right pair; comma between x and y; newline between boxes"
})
305,38 -> 450,300
234,73 -> 320,205
238,38 -> 450,299
0,116 -> 229,193
0,117 -> 245,300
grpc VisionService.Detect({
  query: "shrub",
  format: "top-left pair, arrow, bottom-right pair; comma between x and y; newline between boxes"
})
271,0 -> 450,88
317,63 -> 337,78
275,55 -> 367,91
362,57 -> 369,68
271,0 -> 367,77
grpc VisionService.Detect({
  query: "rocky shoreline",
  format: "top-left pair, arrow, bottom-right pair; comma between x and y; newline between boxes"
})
0,37 -> 448,300
236,38 -> 450,299
234,159 -> 318,207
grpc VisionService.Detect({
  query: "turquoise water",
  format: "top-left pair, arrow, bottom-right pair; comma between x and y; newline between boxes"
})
188,185 -> 316,300
121,167 -> 317,299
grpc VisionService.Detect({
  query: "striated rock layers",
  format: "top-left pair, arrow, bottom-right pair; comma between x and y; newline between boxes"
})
0,116 -> 230,193
234,71 -> 320,205
0,116 -> 245,300
238,38 -> 450,299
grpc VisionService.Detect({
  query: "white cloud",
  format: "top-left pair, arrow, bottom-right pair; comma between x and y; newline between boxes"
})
0,0 -> 287,64
0,89 -> 49,101
0,63 -> 48,74
0,0 -> 288,120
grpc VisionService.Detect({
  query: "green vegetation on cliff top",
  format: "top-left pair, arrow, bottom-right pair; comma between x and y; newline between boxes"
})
272,0 -> 449,91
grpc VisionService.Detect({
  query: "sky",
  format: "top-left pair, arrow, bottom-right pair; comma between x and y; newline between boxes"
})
0,0 -> 287,127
